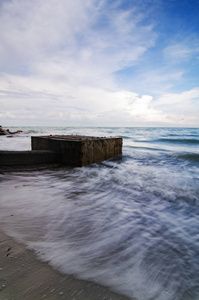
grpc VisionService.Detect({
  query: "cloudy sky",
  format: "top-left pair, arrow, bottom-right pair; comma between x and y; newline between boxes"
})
0,0 -> 199,127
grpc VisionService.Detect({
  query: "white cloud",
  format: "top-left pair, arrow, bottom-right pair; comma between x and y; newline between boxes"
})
0,0 -> 158,126
156,88 -> 199,106
155,88 -> 199,126
164,43 -> 199,61
131,69 -> 185,96
0,73 -> 198,126
0,0 -> 198,127
0,0 -> 155,76
0,73 -> 178,126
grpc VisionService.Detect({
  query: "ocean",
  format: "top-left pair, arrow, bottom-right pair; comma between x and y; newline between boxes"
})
0,127 -> 199,300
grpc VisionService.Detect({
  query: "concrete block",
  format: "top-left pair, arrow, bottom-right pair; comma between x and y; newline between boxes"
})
31,135 -> 122,167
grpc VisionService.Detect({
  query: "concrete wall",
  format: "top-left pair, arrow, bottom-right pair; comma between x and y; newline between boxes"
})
0,150 -> 60,166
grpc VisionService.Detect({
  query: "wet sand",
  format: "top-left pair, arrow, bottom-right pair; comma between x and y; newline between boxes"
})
0,230 -> 133,300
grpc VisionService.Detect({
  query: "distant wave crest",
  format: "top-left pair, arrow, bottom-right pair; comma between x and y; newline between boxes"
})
178,153 -> 199,163
159,138 -> 199,144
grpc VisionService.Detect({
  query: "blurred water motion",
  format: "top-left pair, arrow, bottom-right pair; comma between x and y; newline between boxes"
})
0,127 -> 199,300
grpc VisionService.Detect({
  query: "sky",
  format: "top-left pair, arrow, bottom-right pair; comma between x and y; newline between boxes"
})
0,0 -> 199,127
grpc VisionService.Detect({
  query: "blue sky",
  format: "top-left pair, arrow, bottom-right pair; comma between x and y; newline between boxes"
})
0,0 -> 199,127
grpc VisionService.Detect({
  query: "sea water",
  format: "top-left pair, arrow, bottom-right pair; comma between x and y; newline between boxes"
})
0,127 -> 199,300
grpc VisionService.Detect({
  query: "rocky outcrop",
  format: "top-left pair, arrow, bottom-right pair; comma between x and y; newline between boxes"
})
0,126 -> 23,135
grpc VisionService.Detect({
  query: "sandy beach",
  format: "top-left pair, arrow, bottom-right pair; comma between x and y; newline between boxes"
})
0,230 -> 132,300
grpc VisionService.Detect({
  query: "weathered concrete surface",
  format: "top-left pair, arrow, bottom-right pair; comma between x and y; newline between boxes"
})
32,135 -> 123,167
0,150 -> 60,166
0,135 -> 122,170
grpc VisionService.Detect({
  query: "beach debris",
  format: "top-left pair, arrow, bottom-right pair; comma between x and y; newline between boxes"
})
1,284 -> 6,289
5,247 -> 12,256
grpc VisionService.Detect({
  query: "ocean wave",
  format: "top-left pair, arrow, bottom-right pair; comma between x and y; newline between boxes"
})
1,126 -> 199,300
125,145 -> 168,152
158,138 -> 199,144
1,162 -> 199,300
118,135 -> 132,139
177,153 -> 199,163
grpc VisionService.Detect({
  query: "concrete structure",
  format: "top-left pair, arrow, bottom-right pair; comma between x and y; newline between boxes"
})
0,135 -> 122,170
31,135 -> 123,167
0,150 -> 59,166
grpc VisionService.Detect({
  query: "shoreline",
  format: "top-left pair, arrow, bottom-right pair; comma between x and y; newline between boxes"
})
0,229 -> 133,300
